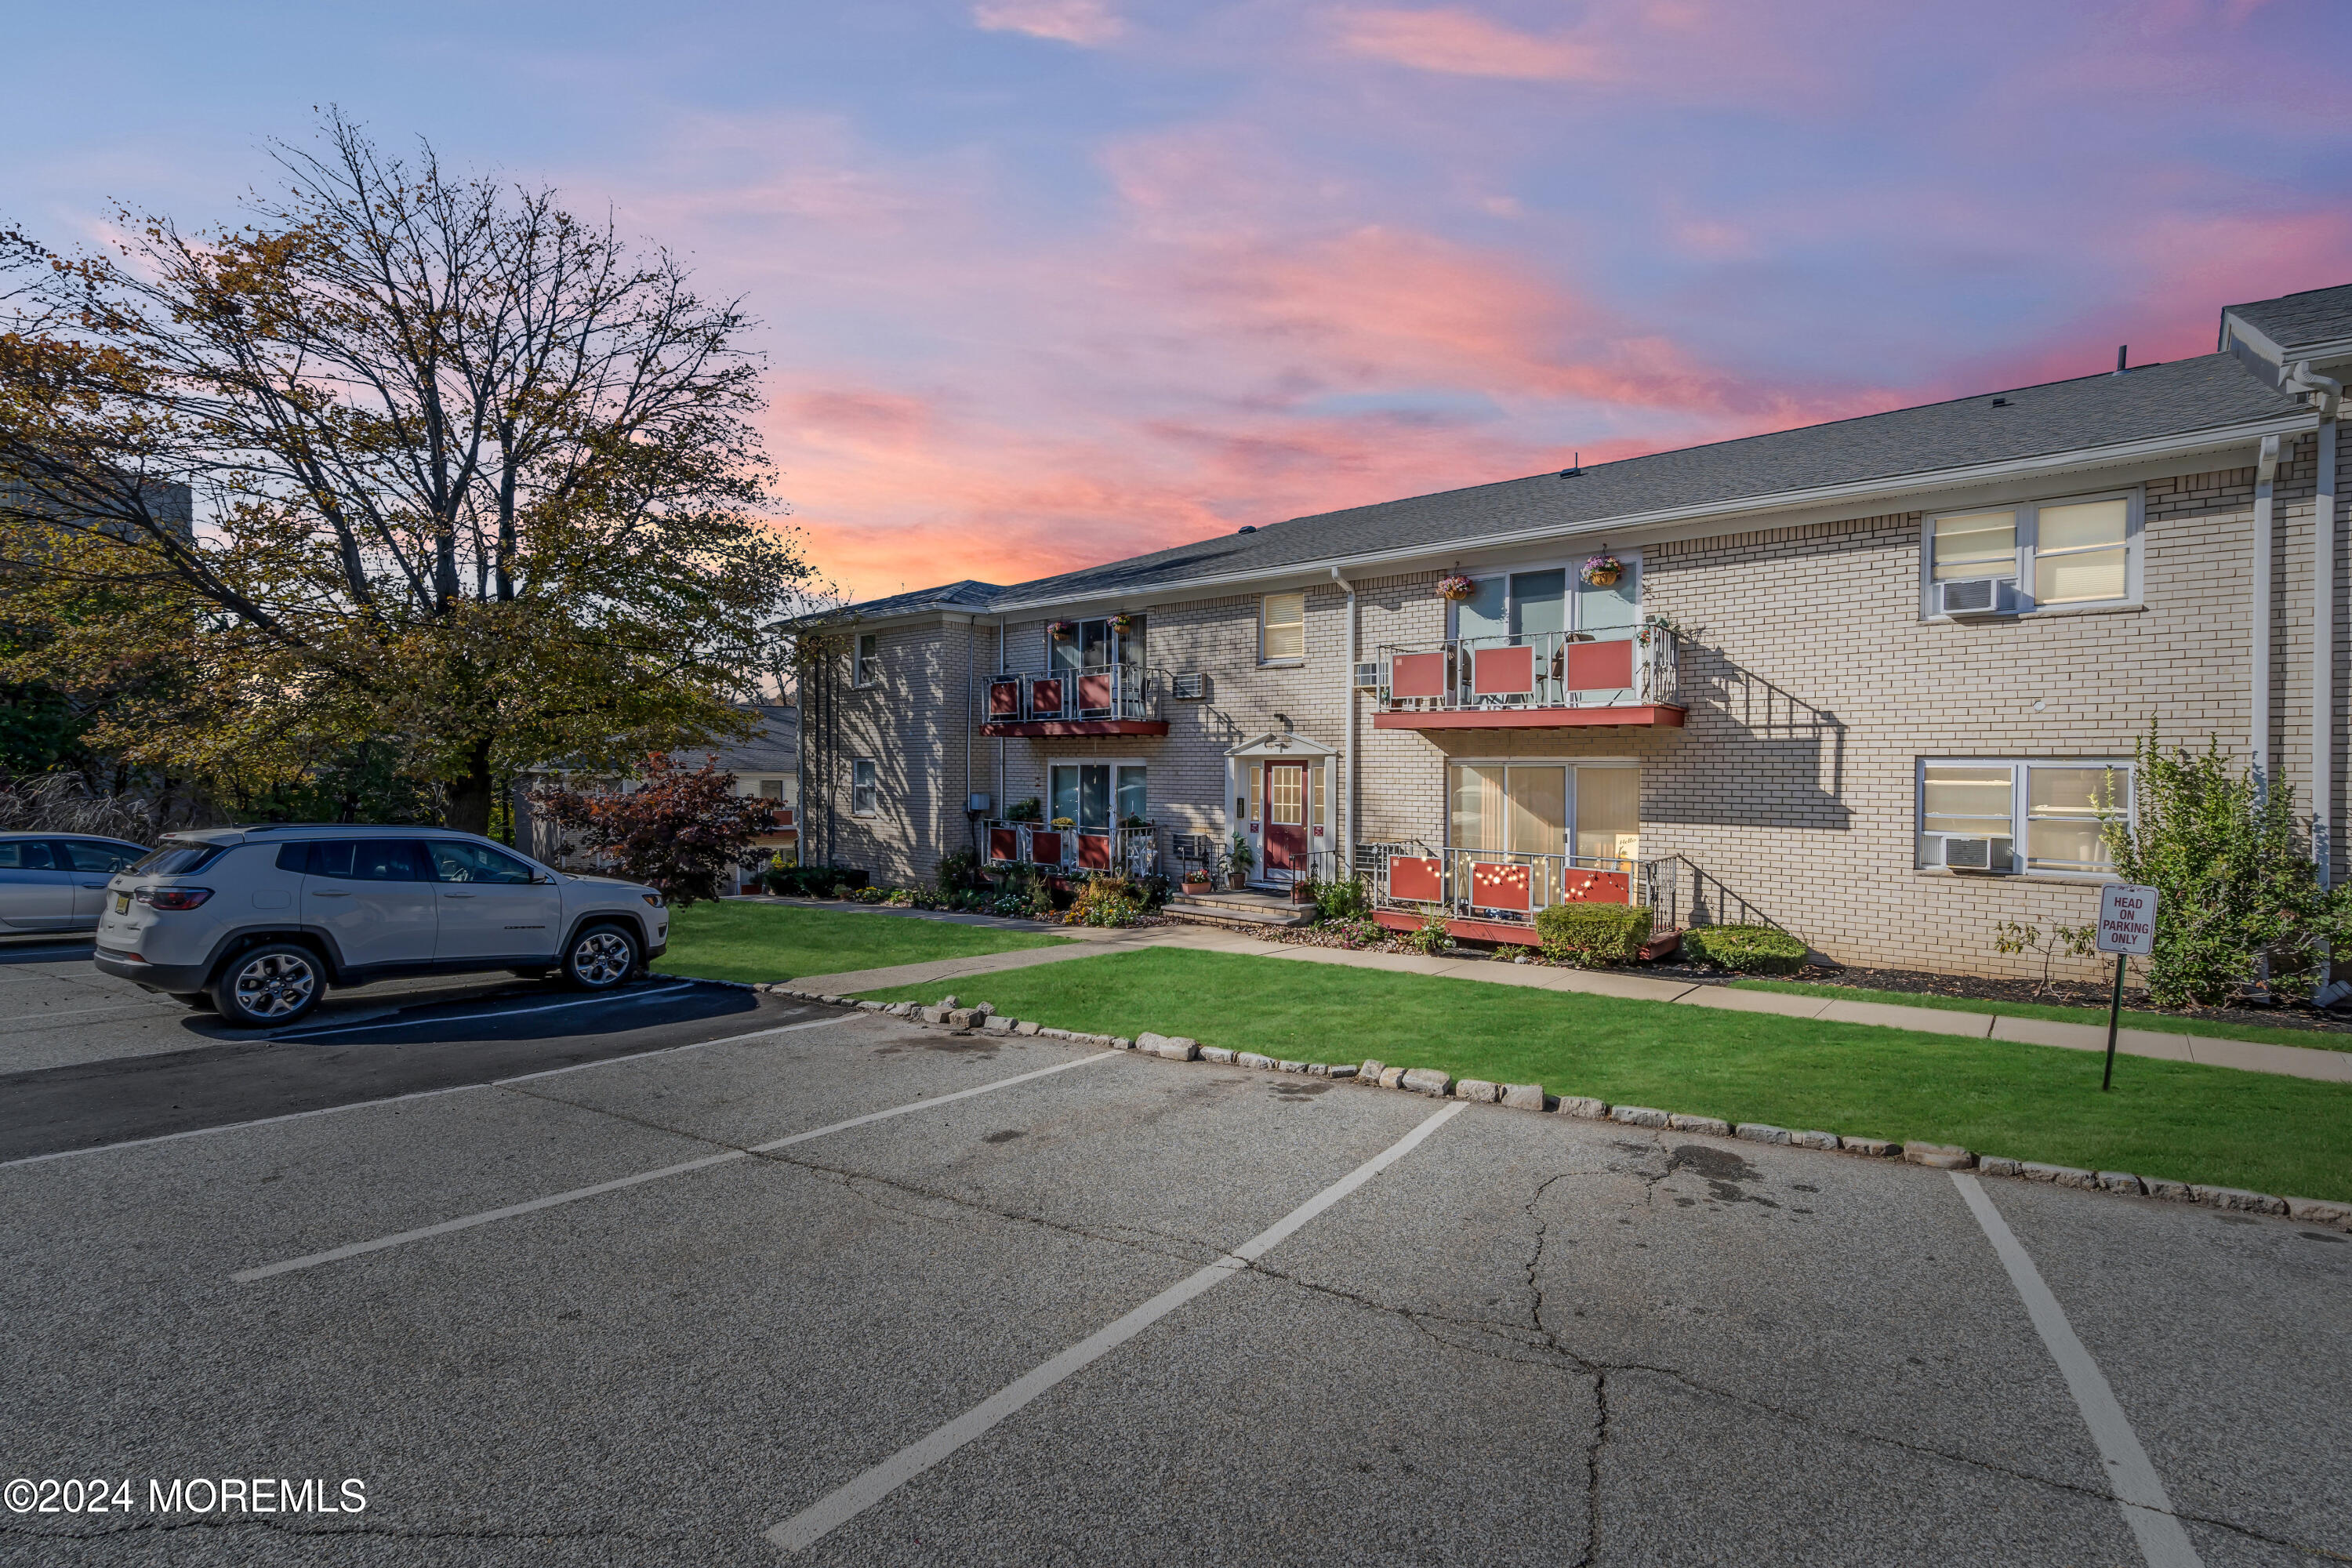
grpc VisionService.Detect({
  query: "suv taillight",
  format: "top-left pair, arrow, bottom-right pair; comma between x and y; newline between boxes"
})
134,887 -> 214,911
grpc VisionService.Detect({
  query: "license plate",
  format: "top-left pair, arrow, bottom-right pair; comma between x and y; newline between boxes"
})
114,893 -> 130,914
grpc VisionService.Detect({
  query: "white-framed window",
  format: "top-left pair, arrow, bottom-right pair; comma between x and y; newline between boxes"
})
851,758 -> 879,817
853,633 -> 878,687
752,776 -> 797,805
1260,591 -> 1305,663
1446,760 -> 1640,865
1924,489 -> 2140,617
1916,758 -> 2132,874
1450,554 -> 1640,642
1047,760 -> 1147,828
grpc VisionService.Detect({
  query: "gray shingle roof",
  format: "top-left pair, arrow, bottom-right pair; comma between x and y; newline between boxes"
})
781,578 -> 1004,630
2221,282 -> 2352,357
676,705 -> 798,775
824,347 -> 2307,620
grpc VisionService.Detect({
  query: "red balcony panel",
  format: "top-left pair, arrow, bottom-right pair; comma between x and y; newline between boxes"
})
1076,832 -> 1112,870
1077,672 -> 1112,711
1469,861 -> 1531,913
1374,705 -> 1682,731
1029,676 -> 1064,715
1029,829 -> 1063,865
1389,651 -> 1447,699
1388,855 -> 1443,902
988,826 -> 1019,864
989,678 -> 1022,717
1564,639 -> 1634,691
1472,644 -> 1535,697
1564,869 -> 1630,904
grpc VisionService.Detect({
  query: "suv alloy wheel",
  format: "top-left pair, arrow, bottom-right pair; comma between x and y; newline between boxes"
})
564,923 -> 640,990
212,943 -> 324,1027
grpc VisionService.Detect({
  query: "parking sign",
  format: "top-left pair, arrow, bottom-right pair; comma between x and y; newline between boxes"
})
2096,883 -> 2158,956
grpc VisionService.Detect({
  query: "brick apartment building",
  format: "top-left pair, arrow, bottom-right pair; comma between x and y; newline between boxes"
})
786,281 -> 2352,982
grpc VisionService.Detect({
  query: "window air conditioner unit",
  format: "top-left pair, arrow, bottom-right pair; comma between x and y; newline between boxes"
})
1940,836 -> 2013,872
1171,672 -> 1206,699
1937,578 -> 2015,618
1352,661 -> 1381,689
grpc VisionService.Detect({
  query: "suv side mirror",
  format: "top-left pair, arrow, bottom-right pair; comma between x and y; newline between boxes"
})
531,871 -> 555,884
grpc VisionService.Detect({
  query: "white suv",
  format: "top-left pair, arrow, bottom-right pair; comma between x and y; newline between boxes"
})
93,826 -> 670,1029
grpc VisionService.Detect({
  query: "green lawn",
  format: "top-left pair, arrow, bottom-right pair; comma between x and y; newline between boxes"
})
655,900 -> 1066,985
859,948 -> 2352,1203
1730,977 -> 2352,1052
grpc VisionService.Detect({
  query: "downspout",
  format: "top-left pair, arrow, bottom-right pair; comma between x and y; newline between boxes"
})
1331,565 -> 1357,874
2252,434 -> 2281,799
996,615 -> 1007,826
2286,361 -> 2343,893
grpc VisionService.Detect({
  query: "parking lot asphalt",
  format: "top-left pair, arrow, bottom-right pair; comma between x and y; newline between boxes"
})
2,970 -> 2347,1566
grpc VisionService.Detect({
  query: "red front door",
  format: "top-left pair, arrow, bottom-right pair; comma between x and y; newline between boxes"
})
1263,761 -> 1308,880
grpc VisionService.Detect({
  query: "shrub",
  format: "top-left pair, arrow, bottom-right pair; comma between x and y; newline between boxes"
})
2104,726 -> 2352,1007
1534,903 -> 1653,967
936,848 -> 984,894
1309,877 -> 1369,923
1407,913 -> 1454,956
1679,924 -> 1808,974
1004,797 -> 1043,822
1325,914 -> 1382,949
760,864 -> 866,898
528,755 -> 787,906
1065,874 -> 1145,927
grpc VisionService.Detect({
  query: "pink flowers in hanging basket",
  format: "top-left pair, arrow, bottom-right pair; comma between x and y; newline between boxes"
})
1581,554 -> 1624,587
1048,619 -> 1077,639
1436,573 -> 1476,602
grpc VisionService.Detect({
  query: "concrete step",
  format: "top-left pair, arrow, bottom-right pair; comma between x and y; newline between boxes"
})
1163,896 -> 1313,927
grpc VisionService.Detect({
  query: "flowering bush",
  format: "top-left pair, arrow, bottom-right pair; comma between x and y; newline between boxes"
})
1407,913 -> 1454,956
1065,875 -> 1145,927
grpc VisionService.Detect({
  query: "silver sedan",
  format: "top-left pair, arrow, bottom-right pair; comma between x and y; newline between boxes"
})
0,833 -> 151,933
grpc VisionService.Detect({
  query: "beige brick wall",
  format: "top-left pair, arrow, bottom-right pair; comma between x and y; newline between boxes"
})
811,618 -> 985,887
814,439 -> 2350,982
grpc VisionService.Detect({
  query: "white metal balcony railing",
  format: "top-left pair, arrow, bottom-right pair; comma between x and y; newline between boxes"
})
1373,629 -> 1677,713
985,820 -> 1160,877
985,662 -> 1163,724
1356,840 -> 1687,931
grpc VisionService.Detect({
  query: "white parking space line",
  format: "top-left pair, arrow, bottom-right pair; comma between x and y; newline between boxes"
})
0,1011 -> 866,1172
232,1049 -> 1123,1282
267,982 -> 700,1041
764,1098 -> 1470,1555
1953,1173 -> 2203,1568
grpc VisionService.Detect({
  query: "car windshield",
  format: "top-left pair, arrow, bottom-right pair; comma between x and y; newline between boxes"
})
130,842 -> 224,876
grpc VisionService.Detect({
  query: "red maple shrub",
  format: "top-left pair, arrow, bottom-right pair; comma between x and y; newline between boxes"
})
528,755 -> 785,906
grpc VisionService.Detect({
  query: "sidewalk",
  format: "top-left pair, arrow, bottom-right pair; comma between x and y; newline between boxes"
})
779,913 -> 2352,1085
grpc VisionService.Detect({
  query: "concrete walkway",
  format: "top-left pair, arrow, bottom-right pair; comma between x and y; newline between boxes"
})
757,902 -> 2352,1084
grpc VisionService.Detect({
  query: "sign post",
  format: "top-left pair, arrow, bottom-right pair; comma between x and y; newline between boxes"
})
2094,883 -> 2159,1091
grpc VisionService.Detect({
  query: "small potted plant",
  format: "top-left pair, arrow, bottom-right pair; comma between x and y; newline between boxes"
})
1181,865 -> 1212,894
1436,572 -> 1476,602
1226,832 -> 1255,889
1581,554 -> 1623,588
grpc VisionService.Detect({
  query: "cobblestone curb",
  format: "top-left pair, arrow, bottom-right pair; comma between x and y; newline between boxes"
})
765,983 -> 2349,1232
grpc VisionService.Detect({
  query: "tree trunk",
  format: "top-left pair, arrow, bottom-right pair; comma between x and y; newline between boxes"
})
445,739 -> 498,837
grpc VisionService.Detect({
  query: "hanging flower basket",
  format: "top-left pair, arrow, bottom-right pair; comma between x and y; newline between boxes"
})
1581,554 -> 1624,588
1436,573 -> 1477,602
1048,619 -> 1077,640
1109,611 -> 1134,635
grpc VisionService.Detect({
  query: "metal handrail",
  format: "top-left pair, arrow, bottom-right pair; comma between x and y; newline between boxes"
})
985,662 -> 1165,724
984,818 -> 1159,877
1371,629 -> 1677,712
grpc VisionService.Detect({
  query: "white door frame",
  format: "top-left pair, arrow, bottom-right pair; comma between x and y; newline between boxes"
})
1225,732 -> 1340,884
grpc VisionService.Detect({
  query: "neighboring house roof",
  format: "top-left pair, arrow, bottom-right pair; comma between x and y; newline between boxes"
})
2220,282 -> 2352,361
674,704 -> 798,777
523,705 -> 798,779
781,579 -> 1004,628
800,281 -> 2336,626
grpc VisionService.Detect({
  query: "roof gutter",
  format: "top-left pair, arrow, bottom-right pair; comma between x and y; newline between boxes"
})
984,412 -> 2318,615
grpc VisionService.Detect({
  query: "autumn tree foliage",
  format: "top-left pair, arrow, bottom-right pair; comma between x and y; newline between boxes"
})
0,112 -> 808,833
528,755 -> 784,906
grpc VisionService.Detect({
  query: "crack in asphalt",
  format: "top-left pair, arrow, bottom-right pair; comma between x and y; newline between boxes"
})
327,1070 -> 2338,1563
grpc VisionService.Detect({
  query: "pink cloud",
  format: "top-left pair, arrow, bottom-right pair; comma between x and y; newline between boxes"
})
1330,6 -> 1615,82
971,0 -> 1123,46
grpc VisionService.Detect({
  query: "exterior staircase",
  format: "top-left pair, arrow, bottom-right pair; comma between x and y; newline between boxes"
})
1162,887 -> 1314,928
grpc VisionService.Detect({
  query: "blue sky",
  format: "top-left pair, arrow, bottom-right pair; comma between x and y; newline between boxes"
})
7,1 -> 2347,594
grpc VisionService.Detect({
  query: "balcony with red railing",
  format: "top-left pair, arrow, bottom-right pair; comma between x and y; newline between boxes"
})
981,662 -> 1170,738
1357,841 -> 1688,953
1370,629 -> 1682,731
